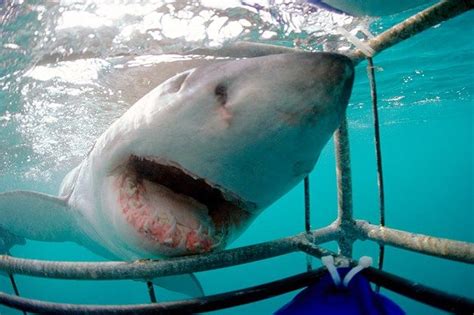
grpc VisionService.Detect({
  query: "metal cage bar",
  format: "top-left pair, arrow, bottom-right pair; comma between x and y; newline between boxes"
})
1,240 -> 473,315
1,222 -> 472,280
356,220 -> 474,264
333,117 -> 355,258
0,226 -> 338,280
349,0 -> 474,64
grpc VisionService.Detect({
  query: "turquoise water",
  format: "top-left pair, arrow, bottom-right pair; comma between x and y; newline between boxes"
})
1,2 -> 473,314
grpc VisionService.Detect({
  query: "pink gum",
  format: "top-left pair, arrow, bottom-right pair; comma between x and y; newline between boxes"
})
118,175 -> 214,254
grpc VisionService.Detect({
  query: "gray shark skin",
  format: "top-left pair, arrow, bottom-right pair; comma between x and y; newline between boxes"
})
0,50 -> 354,296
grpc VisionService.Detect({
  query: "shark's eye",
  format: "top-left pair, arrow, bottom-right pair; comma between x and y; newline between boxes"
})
214,84 -> 228,106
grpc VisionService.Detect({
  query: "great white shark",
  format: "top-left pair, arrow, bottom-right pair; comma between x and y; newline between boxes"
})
0,50 -> 354,296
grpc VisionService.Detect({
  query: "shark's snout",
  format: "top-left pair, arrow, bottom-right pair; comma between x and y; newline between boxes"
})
220,52 -> 354,133
276,52 -> 354,116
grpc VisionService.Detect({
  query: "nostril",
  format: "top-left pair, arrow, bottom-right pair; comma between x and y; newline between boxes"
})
215,84 -> 228,106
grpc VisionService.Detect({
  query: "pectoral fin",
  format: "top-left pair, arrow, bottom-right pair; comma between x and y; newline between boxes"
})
152,273 -> 204,297
0,226 -> 26,254
0,190 -> 78,245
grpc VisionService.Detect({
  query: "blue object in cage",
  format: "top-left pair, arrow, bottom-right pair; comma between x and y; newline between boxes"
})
275,256 -> 405,315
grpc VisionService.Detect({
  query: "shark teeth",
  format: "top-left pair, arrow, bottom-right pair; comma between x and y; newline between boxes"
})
124,177 -> 138,196
118,171 -> 214,254
117,156 -> 251,256
163,217 -> 177,240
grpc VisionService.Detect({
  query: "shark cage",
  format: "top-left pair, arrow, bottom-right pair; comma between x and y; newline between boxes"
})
1,0 -> 473,314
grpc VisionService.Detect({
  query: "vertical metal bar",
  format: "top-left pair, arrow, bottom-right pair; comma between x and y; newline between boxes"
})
7,274 -> 21,297
367,57 -> 386,293
304,176 -> 311,233
303,176 -> 312,271
305,255 -> 313,271
7,275 -> 28,315
146,281 -> 157,303
6,251 -> 27,315
334,117 -> 354,258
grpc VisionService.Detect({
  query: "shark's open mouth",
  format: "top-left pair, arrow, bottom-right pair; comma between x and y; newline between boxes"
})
116,155 -> 251,256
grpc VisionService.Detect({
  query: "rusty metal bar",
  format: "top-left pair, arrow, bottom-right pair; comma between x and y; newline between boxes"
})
2,220 -> 470,280
2,241 -> 473,315
0,223 -> 471,280
333,117 -> 355,258
356,220 -> 474,264
334,118 -> 353,224
350,0 -> 474,64
0,226 -> 338,280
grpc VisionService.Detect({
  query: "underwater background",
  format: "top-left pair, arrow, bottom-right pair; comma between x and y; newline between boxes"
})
0,1 -> 472,314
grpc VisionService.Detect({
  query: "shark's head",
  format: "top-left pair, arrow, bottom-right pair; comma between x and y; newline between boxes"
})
83,52 -> 354,258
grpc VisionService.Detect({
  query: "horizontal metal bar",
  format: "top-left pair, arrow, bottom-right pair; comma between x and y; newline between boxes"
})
3,259 -> 474,315
0,268 -> 328,314
0,226 -> 338,280
1,231 -> 473,314
298,240 -> 474,314
356,220 -> 474,264
1,219 -> 471,281
3,240 -> 473,314
363,266 -> 474,314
